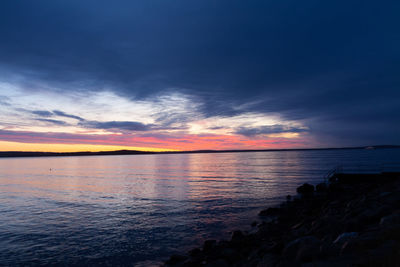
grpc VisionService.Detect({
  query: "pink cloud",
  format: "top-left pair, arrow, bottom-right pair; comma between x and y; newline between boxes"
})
0,129 -> 310,151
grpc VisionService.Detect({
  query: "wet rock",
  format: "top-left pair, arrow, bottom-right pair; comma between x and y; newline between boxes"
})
282,236 -> 321,262
187,248 -> 203,264
344,219 -> 362,232
364,240 -> 399,266
231,230 -> 244,241
356,207 -> 389,226
355,231 -> 382,249
257,241 -> 277,255
380,192 -> 400,207
380,212 -> 400,227
319,241 -> 339,259
259,207 -> 280,217
203,240 -> 216,253
164,172 -> 400,266
292,225 -> 310,237
380,191 -> 391,198
379,224 -> 400,240
246,249 -> 260,262
328,182 -> 345,193
257,253 -> 278,267
333,232 -> 358,246
297,183 -> 314,197
311,217 -> 343,239
291,221 -> 304,230
217,240 -> 229,247
269,242 -> 284,254
205,258 -> 229,267
220,248 -> 237,262
340,239 -> 366,255
296,242 -> 322,262
188,248 -> 201,257
165,254 -> 187,265
316,182 -> 328,192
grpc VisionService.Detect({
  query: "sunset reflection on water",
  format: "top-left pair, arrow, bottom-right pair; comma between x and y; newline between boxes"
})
0,149 -> 399,265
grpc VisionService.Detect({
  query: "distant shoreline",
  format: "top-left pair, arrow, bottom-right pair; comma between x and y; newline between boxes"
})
0,145 -> 399,158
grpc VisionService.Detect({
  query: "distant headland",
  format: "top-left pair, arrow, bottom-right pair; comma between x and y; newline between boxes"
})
0,145 -> 399,158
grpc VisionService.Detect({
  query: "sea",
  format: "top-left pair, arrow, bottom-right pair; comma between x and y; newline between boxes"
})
0,148 -> 399,266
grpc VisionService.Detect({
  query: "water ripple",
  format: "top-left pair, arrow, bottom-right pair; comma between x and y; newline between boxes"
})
0,149 -> 399,265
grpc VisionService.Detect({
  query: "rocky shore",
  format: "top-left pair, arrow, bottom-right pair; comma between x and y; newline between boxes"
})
164,172 -> 400,266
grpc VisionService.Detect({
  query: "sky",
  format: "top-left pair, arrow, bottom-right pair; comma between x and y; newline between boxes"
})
0,0 -> 399,152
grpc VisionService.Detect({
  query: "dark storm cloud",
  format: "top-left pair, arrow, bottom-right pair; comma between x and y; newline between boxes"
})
31,110 -> 53,117
0,0 -> 399,145
235,125 -> 309,137
80,121 -> 150,131
79,120 -> 186,132
36,118 -> 68,126
30,109 -> 83,120
53,110 -> 84,121
0,129 -> 117,144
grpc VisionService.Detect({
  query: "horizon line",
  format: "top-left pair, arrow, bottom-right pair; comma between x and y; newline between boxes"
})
0,145 -> 399,158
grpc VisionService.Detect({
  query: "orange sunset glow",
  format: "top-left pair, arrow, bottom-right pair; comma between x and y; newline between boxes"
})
0,89 -> 312,152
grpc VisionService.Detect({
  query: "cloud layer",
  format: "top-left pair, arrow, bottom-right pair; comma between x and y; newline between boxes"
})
0,0 -> 399,150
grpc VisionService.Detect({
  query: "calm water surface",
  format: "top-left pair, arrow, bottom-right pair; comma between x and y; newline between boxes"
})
0,149 -> 399,265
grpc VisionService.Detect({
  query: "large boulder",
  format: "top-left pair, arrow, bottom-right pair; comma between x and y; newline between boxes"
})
297,183 -> 314,197
282,236 -> 321,262
231,230 -> 244,241
205,258 -> 229,267
380,212 -> 400,227
316,182 -> 328,193
165,254 -> 188,266
203,239 -> 217,253
333,232 -> 358,246
259,207 -> 280,217
257,254 -> 278,267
